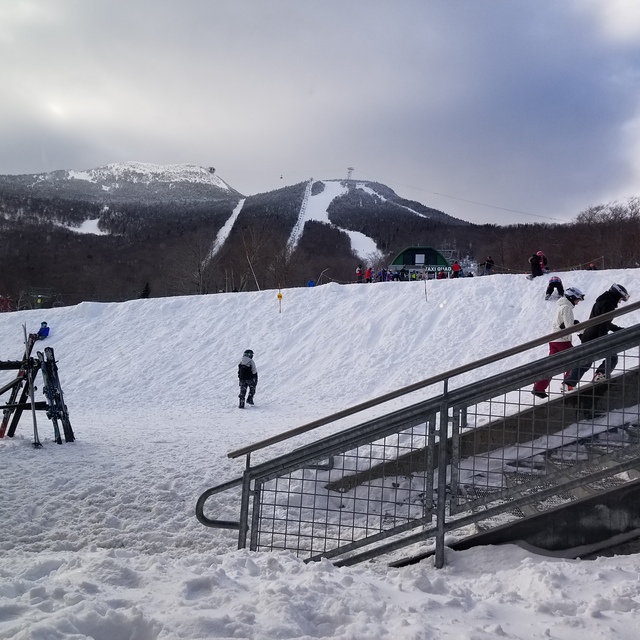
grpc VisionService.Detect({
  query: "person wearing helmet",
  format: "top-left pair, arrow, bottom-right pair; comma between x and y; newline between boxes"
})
563,284 -> 630,389
527,251 -> 548,279
544,275 -> 564,300
237,349 -> 258,409
36,321 -> 50,340
532,286 -> 585,398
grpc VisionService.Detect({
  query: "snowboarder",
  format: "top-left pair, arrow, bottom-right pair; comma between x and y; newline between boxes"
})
531,287 -> 585,399
238,349 -> 258,408
563,284 -> 630,390
545,276 -> 564,300
528,251 -> 547,279
452,261 -> 462,278
36,321 -> 50,340
355,265 -> 363,283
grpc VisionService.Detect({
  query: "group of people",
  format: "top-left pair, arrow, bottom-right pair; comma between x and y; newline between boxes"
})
355,260 -> 493,283
356,251 -> 596,286
356,265 -> 408,283
532,282 -> 630,398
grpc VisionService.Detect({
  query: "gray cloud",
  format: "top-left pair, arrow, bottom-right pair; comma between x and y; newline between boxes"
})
1,0 -> 639,224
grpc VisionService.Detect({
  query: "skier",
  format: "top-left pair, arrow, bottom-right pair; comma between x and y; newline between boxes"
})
355,265 -> 363,283
451,261 -> 462,278
545,276 -> 564,300
531,286 -> 585,399
528,251 -> 547,279
36,321 -> 50,340
238,349 -> 258,408
563,284 -> 630,390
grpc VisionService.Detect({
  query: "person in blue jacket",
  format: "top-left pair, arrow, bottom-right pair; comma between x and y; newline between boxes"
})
36,321 -> 50,340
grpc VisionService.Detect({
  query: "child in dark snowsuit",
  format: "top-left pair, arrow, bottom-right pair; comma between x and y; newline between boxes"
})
545,276 -> 564,300
238,349 -> 258,408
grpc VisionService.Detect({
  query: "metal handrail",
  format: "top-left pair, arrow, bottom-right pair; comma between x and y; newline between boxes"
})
227,298 -> 640,459
195,476 -> 244,530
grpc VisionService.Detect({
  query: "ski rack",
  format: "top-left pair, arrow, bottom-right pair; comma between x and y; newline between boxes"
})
0,335 -> 74,446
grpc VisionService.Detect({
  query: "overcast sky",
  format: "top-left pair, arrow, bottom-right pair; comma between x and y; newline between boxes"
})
2,0 -> 640,225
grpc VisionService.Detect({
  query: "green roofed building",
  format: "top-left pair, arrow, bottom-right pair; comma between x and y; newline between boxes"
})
389,246 -> 452,280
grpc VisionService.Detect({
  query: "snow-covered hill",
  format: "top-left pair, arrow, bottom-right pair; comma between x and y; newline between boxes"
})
0,161 -> 241,203
2,270 -> 640,638
65,161 -> 234,191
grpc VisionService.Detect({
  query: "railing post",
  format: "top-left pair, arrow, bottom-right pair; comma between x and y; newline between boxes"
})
435,379 -> 450,568
249,479 -> 262,551
237,453 -> 252,549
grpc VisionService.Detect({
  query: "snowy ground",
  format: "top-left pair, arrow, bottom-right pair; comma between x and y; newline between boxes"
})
2,269 -> 640,639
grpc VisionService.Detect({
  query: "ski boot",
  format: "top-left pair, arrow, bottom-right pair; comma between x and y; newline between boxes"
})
247,395 -> 254,405
239,397 -> 245,409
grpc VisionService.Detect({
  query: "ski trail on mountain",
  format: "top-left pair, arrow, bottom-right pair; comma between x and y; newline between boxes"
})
205,197 -> 246,264
355,183 -> 429,218
287,180 -> 381,261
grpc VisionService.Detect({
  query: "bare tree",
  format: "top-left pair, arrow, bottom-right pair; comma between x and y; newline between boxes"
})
168,233 -> 215,295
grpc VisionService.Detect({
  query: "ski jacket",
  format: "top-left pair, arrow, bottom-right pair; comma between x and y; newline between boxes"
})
581,290 -> 624,342
37,326 -> 50,340
238,355 -> 258,382
552,297 -> 576,343
529,253 -> 547,277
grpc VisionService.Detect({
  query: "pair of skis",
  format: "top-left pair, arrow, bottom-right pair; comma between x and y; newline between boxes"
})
37,346 -> 74,444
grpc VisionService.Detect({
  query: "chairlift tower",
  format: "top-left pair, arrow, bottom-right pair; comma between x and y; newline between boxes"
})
347,167 -> 354,180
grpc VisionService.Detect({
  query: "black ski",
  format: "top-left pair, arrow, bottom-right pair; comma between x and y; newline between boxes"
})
43,347 -> 74,443
38,351 -> 62,444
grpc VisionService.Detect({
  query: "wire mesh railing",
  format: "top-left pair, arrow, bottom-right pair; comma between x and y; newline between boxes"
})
197,301 -> 640,567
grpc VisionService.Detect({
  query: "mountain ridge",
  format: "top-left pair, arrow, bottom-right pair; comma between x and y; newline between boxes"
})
0,161 -> 492,304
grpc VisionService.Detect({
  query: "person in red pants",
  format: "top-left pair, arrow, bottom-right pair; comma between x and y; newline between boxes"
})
532,287 -> 585,399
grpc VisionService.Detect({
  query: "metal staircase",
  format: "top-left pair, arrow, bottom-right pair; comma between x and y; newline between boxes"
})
197,301 -> 640,567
